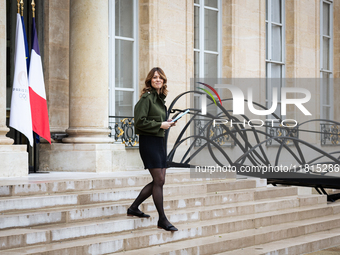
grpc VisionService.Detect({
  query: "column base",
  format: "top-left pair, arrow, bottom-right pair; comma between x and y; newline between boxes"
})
0,145 -> 28,177
0,127 -> 14,145
39,143 -> 128,172
63,127 -> 115,144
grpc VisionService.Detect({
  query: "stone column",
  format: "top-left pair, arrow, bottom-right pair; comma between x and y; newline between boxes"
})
63,0 -> 112,143
39,0 -> 126,172
0,0 -> 28,177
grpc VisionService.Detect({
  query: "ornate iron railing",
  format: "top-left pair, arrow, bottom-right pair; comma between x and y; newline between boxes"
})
108,116 -> 139,147
266,122 -> 299,146
194,119 -> 236,147
321,123 -> 340,145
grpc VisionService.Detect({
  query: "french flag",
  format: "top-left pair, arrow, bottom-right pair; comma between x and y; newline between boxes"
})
28,18 -> 51,144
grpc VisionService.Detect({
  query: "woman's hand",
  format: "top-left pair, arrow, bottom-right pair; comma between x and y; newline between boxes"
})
167,119 -> 176,127
161,121 -> 175,130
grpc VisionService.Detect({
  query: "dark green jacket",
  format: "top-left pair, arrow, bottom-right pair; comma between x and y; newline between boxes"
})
134,88 -> 167,137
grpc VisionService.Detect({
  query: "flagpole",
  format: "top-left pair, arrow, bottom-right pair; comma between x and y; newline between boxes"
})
20,0 -> 24,16
17,0 -> 20,14
31,0 -> 35,18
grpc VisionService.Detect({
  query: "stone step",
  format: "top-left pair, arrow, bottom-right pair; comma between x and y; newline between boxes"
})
0,179 -> 259,213
0,186 -> 300,229
2,207 -> 340,254
112,214 -> 340,255
0,196 -> 328,251
329,202 -> 340,214
0,171 -> 207,197
196,195 -> 327,223
0,171 -> 267,198
215,228 -> 340,255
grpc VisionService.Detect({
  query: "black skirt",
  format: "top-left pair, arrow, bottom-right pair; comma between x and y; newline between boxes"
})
139,135 -> 167,169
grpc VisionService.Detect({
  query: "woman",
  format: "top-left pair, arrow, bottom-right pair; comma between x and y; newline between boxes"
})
127,67 -> 178,232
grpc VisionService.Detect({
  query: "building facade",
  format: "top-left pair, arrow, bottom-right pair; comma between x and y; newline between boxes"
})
0,0 -> 339,177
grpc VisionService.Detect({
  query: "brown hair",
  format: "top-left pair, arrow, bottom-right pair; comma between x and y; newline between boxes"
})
141,67 -> 168,97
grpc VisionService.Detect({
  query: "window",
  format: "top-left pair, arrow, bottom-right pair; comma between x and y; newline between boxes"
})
265,0 -> 285,118
194,0 -> 221,119
194,0 -> 221,78
320,0 -> 333,120
109,0 -> 138,117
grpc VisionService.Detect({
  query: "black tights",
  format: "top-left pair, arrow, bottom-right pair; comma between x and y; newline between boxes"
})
130,168 -> 169,224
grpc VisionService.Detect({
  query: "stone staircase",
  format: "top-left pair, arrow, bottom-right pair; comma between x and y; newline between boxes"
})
0,170 -> 339,254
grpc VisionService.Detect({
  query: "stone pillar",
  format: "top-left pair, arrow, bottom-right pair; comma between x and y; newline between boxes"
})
63,0 -> 112,143
0,0 -> 28,177
39,0 -> 126,172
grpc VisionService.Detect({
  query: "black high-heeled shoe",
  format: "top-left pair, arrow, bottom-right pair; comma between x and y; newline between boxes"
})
127,207 -> 150,218
157,220 -> 178,231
